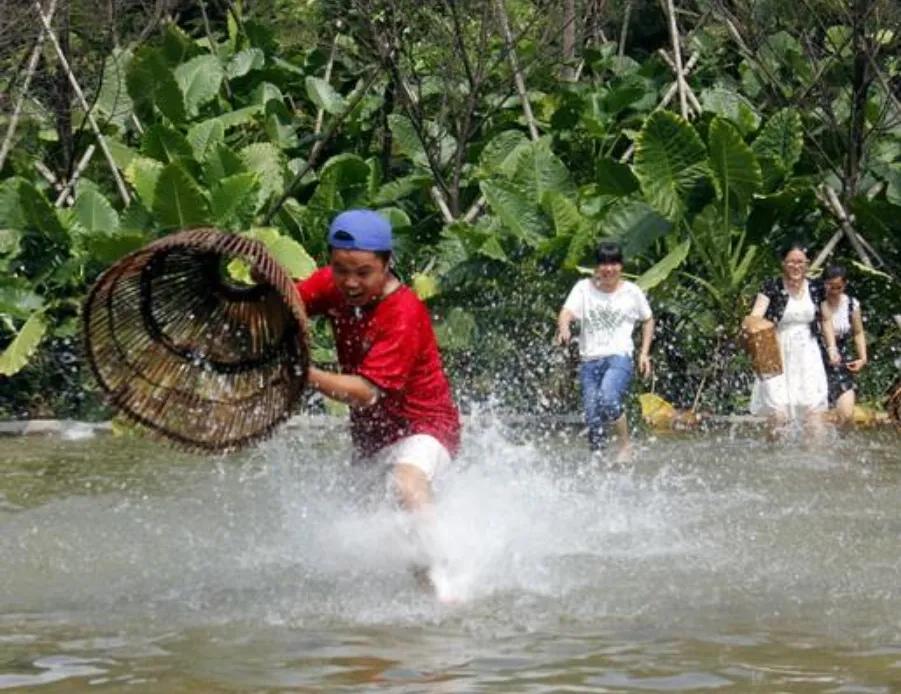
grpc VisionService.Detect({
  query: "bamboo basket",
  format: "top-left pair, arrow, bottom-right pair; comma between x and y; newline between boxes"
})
83,228 -> 309,453
741,317 -> 783,378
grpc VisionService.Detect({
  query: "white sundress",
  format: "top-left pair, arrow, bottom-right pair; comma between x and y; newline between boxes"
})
750,282 -> 828,420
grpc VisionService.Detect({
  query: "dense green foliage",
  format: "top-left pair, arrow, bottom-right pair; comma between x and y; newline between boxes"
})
1,0 -> 899,419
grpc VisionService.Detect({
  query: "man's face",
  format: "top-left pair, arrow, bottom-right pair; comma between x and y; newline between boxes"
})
593,261 -> 623,290
330,248 -> 390,307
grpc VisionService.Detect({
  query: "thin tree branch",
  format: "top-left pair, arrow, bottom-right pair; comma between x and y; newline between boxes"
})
264,68 -> 381,224
33,0 -> 130,205
494,0 -> 540,141
0,0 -> 58,172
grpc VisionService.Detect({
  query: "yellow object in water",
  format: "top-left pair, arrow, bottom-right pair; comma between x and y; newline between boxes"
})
639,393 -> 677,429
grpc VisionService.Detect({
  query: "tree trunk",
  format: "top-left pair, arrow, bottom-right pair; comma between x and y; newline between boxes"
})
844,0 -> 873,199
561,0 -> 577,81
54,0 -> 74,175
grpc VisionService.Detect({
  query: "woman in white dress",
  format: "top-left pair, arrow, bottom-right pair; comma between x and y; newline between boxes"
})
748,243 -> 840,435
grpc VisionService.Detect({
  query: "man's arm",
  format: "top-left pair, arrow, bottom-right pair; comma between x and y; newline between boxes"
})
308,366 -> 380,408
638,317 -> 654,377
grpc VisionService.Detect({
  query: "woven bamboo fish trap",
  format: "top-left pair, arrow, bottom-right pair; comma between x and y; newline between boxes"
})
83,228 -> 309,453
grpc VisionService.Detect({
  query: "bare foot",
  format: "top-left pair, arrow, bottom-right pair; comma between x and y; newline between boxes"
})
613,444 -> 634,464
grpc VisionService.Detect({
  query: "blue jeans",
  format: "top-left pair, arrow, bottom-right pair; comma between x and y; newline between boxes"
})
579,355 -> 633,451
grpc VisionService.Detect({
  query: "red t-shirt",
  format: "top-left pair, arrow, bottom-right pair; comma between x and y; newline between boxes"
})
296,267 -> 461,458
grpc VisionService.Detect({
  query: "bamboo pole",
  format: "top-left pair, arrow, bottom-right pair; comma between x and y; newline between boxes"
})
54,145 -> 95,207
619,52 -> 699,162
0,0 -> 58,172
494,0 -> 540,141
663,0 -> 689,120
33,0 -> 131,205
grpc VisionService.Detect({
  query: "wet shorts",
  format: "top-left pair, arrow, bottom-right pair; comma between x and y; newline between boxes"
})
372,433 -> 451,480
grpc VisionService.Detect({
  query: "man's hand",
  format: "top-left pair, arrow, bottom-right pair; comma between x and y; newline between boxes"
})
555,324 -> 571,346
638,353 -> 652,378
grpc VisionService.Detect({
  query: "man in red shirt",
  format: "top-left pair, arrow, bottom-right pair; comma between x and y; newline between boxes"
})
296,209 -> 461,513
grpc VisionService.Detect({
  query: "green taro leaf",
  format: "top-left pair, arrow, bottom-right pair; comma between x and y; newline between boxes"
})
634,111 -> 708,221
227,48 -> 265,79
708,117 -> 762,211
479,130 -> 531,177
700,87 -> 761,135
187,119 -> 225,162
305,76 -> 346,115
595,158 -> 640,197
141,125 -> 193,164
511,138 -> 577,204
125,157 -> 164,210
84,230 -> 149,265
17,181 -> 68,245
752,108 -> 803,174
602,198 -> 673,258
95,49 -> 134,128
211,173 -> 260,226
0,178 -> 27,231
240,143 -> 285,209
243,227 -> 316,279
0,311 -> 47,376
152,164 -> 212,229
373,174 -> 432,205
0,282 -> 44,318
479,179 -> 545,246
126,47 -> 186,124
636,239 -> 690,291
74,188 -> 119,234
204,143 -> 246,182
477,235 -> 508,262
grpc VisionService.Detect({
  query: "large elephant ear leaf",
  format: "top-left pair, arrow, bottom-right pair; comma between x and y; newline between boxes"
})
175,55 -> 224,117
511,138 -> 577,204
752,108 -> 803,174
636,239 -> 691,292
152,163 -> 212,229
74,188 -> 120,234
634,111 -> 708,221
479,179 -> 546,247
708,117 -> 762,213
126,46 -> 186,124
0,311 -> 47,376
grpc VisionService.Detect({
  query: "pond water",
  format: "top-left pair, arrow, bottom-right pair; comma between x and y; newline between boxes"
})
1,418 -> 899,692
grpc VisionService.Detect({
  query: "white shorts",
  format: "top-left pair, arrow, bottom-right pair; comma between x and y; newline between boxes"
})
372,433 -> 451,480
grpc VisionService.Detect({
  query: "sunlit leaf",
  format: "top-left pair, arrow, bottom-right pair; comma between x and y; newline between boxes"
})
175,55 -> 224,117
187,119 -> 226,162
125,157 -> 164,210
0,311 -> 47,376
634,111 -> 708,221
636,239 -> 690,291
152,164 -> 212,229
227,48 -> 265,78
708,117 -> 762,211
74,188 -> 119,234
305,76 -> 346,115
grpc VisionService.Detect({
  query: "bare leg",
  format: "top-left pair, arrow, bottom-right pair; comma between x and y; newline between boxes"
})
834,390 -> 855,429
612,415 -> 633,463
803,410 -> 829,447
392,463 -> 432,511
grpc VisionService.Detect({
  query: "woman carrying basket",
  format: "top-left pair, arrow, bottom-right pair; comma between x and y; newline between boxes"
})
746,242 -> 840,438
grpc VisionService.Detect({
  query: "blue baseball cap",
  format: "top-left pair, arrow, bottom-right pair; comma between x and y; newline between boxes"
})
327,210 -> 393,252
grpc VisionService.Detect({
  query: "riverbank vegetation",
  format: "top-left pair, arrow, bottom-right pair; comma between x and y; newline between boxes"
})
1,0 -> 899,420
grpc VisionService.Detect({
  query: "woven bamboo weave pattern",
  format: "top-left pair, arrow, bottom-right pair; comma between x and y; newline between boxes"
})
83,228 -> 309,453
